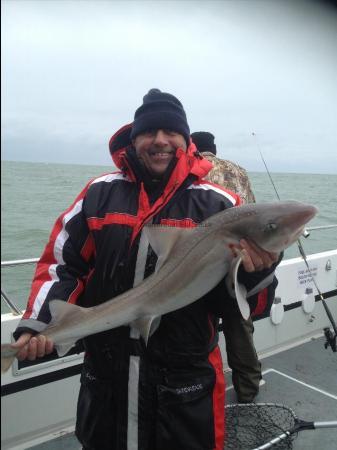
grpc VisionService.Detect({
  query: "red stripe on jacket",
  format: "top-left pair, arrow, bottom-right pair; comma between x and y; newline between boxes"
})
87,213 -> 138,230
208,346 -> 225,450
68,279 -> 85,304
251,287 -> 268,317
80,234 -> 96,261
197,180 -> 242,207
160,218 -> 197,228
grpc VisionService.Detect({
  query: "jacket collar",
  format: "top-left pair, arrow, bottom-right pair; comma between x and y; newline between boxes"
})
108,124 -> 214,244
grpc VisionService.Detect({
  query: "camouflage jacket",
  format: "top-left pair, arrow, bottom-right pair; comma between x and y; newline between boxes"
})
201,152 -> 256,204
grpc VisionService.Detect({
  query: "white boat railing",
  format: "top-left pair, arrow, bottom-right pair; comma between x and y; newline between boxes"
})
1,258 -> 39,267
1,258 -> 39,316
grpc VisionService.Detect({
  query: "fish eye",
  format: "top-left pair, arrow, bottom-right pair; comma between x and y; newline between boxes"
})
264,222 -> 277,232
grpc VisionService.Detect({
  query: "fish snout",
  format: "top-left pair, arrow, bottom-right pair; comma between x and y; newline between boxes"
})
283,203 -> 318,231
301,204 -> 318,223
276,204 -> 318,251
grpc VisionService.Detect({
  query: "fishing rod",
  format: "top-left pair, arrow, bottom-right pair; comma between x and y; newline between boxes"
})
304,224 -> 337,238
252,132 -> 336,352
306,224 -> 337,231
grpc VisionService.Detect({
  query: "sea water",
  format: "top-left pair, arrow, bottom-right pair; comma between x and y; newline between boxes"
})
1,161 -> 336,313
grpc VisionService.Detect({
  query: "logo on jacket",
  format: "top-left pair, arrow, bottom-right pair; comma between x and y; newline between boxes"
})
176,383 -> 203,395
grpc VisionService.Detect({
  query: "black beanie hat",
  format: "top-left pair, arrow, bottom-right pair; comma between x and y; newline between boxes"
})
130,88 -> 190,145
191,131 -> 217,155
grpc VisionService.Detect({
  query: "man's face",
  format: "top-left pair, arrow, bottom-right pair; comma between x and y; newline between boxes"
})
133,129 -> 187,178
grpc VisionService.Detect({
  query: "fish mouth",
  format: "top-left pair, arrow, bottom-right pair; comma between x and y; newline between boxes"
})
283,225 -> 306,248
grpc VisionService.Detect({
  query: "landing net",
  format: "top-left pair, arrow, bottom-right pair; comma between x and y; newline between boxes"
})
225,403 -> 296,449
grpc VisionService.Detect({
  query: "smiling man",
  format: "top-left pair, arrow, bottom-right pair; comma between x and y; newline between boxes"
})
130,88 -> 190,179
13,88 -> 280,450
133,128 -> 186,177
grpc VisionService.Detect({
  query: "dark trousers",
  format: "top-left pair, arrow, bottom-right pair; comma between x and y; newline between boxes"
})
76,355 -> 221,450
222,309 -> 261,402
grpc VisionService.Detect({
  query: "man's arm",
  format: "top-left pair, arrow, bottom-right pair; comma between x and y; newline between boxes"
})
207,238 -> 281,318
12,333 -> 55,361
232,239 -> 279,272
13,183 -> 95,360
232,239 -> 282,318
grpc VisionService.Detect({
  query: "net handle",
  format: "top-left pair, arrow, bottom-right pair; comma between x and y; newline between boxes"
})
314,420 -> 337,429
252,420 -> 337,449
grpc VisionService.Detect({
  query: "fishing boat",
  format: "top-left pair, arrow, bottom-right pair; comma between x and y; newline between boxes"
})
1,245 -> 337,450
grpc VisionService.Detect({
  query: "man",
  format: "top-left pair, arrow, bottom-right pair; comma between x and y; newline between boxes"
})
12,89 -> 280,450
191,131 -> 276,403
191,131 -> 255,204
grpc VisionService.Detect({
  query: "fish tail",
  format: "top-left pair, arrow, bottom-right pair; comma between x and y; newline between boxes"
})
1,344 -> 18,374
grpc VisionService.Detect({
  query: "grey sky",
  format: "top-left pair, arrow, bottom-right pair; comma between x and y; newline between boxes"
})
2,0 -> 337,173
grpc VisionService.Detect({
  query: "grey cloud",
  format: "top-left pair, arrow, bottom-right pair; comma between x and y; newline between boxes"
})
2,0 -> 337,173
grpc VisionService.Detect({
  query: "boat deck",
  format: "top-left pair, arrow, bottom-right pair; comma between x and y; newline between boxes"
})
226,335 -> 337,449
24,335 -> 337,450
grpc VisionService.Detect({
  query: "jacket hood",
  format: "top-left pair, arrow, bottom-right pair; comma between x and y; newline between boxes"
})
108,123 -> 213,180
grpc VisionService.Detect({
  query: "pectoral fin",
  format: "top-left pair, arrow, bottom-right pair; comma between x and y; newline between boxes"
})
49,299 -> 87,324
232,256 -> 251,321
143,225 -> 196,272
54,341 -> 78,357
49,300 -> 88,356
131,315 -> 161,345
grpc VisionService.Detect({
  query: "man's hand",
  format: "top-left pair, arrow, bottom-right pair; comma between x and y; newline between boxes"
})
11,333 -> 54,361
231,239 -> 279,273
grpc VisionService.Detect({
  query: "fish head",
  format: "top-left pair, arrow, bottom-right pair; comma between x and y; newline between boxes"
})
240,201 -> 318,253
214,200 -> 318,253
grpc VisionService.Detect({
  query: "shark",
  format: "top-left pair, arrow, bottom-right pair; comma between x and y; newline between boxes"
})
1,200 -> 317,373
